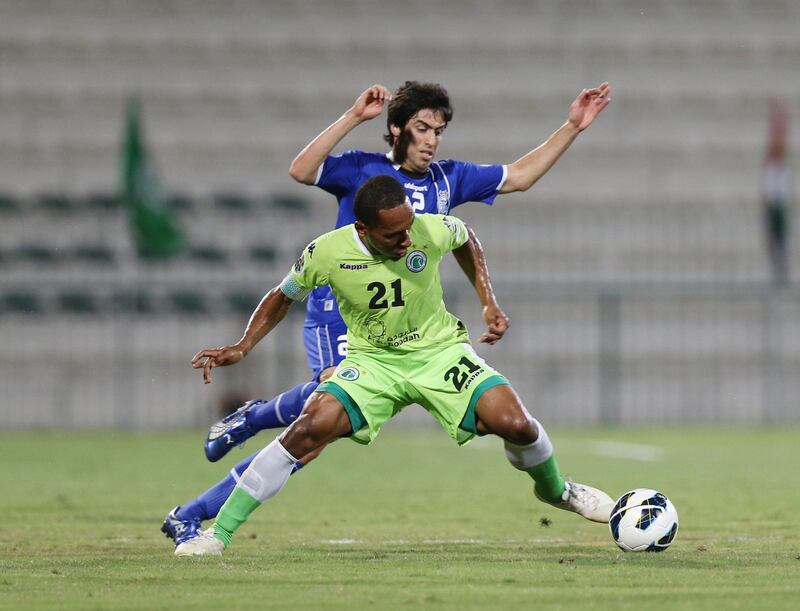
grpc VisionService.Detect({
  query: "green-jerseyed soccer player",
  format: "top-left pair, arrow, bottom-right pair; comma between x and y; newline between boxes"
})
177,175 -> 614,557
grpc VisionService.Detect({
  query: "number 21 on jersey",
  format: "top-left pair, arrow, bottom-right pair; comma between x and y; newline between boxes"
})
367,279 -> 405,309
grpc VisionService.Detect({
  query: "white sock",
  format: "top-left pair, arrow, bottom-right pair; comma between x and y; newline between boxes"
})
235,438 -> 298,503
503,418 -> 554,470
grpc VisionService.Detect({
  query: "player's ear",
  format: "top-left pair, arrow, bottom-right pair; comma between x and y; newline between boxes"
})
354,220 -> 367,237
390,123 -> 401,139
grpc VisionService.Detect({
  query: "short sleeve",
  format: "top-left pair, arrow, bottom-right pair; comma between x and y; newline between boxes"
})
429,214 -> 469,253
279,240 -> 327,301
315,150 -> 364,197
446,161 -> 507,208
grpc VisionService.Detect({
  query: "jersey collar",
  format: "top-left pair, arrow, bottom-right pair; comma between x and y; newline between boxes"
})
386,150 -> 433,179
352,226 -> 372,256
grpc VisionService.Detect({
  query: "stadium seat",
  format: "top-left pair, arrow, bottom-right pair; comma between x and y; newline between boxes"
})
58,290 -> 99,315
111,289 -> 155,315
0,192 -> 21,214
72,244 -> 117,266
225,289 -> 262,315
166,193 -> 195,213
214,192 -> 252,215
36,193 -> 74,214
168,289 -> 209,315
16,244 -> 61,265
249,244 -> 277,263
188,245 -> 229,266
267,193 -> 310,213
2,290 -> 43,314
83,192 -> 121,213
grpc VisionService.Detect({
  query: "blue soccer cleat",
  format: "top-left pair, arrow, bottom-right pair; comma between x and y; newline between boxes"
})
204,401 -> 258,462
161,506 -> 202,546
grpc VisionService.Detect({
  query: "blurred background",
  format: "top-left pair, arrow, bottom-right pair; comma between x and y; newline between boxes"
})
1,0 -> 798,429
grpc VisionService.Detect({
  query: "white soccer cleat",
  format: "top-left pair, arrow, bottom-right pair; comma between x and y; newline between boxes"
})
174,528 -> 225,557
536,481 -> 614,523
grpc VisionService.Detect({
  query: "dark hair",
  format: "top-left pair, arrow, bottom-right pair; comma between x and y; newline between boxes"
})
354,175 -> 407,226
383,81 -> 453,147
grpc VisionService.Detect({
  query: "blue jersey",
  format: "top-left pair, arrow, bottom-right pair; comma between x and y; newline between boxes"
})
306,150 -> 506,326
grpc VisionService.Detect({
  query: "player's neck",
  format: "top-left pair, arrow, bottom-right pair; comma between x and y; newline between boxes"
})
353,229 -> 385,260
388,148 -> 429,178
398,165 -> 427,179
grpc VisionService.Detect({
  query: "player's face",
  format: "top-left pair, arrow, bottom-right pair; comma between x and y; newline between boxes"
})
358,201 -> 415,260
392,109 -> 447,174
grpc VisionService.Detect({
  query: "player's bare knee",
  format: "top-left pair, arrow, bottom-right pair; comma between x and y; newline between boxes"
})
503,414 -> 538,445
280,413 -> 317,456
288,396 -> 347,448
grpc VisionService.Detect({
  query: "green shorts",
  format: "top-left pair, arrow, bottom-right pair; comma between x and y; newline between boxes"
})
316,342 -> 508,445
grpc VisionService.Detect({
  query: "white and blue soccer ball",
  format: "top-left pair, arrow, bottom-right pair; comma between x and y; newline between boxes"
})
609,488 -> 679,552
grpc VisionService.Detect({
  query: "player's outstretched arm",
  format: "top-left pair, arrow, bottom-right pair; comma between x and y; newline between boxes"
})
191,286 -> 295,384
288,84 -> 392,185
452,225 -> 509,345
499,82 -> 611,194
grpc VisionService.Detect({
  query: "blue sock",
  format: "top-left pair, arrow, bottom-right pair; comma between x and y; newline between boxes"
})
176,382 -> 317,524
245,381 -> 318,431
177,451 -> 257,522
177,456 -> 308,523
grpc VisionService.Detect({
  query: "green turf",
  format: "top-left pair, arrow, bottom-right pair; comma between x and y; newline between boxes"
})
1,427 -> 798,610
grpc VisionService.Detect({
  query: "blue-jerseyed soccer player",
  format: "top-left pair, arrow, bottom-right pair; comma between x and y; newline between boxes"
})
162,80 -> 611,546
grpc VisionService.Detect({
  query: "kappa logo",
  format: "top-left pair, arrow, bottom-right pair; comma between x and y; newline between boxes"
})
340,262 -> 368,270
406,250 -> 427,273
307,242 -> 316,259
294,253 -> 305,273
337,367 -> 360,381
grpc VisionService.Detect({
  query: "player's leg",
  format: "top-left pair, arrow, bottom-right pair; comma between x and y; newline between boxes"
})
175,391 -> 353,556
165,366 -> 339,547
473,384 -> 613,523
164,428 -> 331,546
161,450 -> 257,545
203,320 -> 347,461
472,384 -> 563,501
164,382 -> 335,547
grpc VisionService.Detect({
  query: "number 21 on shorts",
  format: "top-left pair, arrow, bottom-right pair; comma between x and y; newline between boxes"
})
444,356 -> 481,392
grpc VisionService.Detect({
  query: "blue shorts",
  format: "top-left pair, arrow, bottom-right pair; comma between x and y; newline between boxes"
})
303,319 -> 348,381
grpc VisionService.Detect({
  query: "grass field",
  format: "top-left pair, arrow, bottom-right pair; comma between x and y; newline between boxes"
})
1,426 -> 799,610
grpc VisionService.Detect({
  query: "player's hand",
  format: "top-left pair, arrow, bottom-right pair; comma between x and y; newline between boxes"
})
191,346 -> 245,384
349,84 -> 391,122
479,304 -> 509,345
567,82 -> 611,131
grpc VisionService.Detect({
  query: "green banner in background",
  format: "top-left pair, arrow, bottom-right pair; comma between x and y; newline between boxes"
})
121,97 -> 185,259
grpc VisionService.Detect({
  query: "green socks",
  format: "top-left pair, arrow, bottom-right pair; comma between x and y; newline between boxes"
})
526,455 -> 566,503
211,487 -> 262,547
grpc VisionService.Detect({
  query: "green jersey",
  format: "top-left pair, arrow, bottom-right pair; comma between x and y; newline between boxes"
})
280,214 -> 471,354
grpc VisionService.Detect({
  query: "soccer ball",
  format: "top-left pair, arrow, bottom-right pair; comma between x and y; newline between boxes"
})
609,488 -> 679,552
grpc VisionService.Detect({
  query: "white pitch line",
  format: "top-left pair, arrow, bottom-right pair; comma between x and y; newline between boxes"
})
321,539 -> 485,546
323,538 -> 569,546
590,440 -> 665,462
